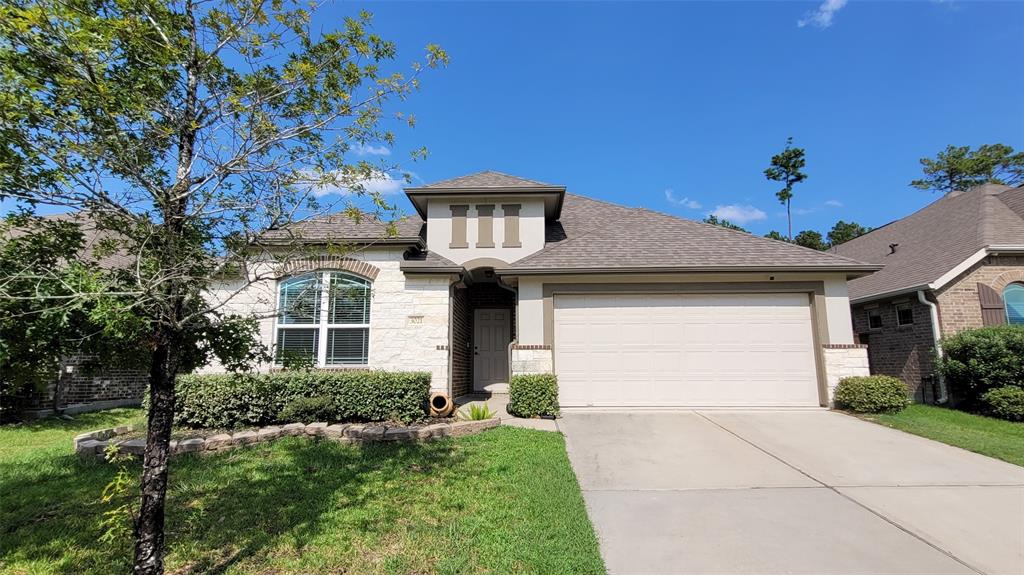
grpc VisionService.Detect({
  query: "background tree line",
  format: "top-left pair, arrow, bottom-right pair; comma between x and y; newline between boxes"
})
702,140 -> 1024,250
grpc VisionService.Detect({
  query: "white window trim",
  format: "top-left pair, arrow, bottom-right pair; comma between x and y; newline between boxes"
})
275,271 -> 371,367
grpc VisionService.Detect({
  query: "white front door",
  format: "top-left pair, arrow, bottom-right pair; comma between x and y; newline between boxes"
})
554,293 -> 820,407
474,308 -> 510,392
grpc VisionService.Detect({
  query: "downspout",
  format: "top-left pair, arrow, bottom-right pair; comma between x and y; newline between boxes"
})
496,276 -> 519,386
917,290 -> 948,404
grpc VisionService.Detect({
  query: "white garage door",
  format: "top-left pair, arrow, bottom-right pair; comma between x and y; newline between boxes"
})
554,293 -> 820,407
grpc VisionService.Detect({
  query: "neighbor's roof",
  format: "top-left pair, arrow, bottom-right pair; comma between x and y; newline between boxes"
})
497,194 -> 878,275
831,183 -> 1024,302
257,213 -> 425,246
3,212 -> 135,270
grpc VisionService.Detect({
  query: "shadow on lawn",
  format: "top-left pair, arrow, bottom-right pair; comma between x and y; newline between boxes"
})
0,437 -> 467,574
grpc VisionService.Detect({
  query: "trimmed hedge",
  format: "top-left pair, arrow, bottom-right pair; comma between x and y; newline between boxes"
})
173,370 -> 430,428
508,374 -> 559,418
937,325 -> 1024,407
834,375 -> 910,413
981,386 -> 1024,422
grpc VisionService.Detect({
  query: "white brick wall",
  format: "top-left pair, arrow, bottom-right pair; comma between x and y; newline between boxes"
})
822,345 -> 870,405
510,347 -> 553,375
203,248 -> 454,392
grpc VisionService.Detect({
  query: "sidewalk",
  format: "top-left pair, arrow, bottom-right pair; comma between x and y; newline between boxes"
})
454,393 -> 560,432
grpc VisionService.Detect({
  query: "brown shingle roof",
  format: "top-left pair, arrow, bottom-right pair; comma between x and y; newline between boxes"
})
504,194 -> 876,274
420,170 -> 557,189
257,213 -> 425,245
831,184 -> 1024,302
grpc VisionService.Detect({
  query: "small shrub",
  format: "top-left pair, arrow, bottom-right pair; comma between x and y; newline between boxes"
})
279,396 -> 337,423
174,370 -> 430,427
459,403 -> 495,421
937,325 -> 1024,407
834,375 -> 910,413
278,350 -> 315,371
508,374 -> 558,418
981,386 -> 1024,422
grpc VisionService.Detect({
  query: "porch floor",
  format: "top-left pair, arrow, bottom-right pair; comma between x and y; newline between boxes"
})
454,393 -> 559,432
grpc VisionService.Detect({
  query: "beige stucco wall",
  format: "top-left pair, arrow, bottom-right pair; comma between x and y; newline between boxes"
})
204,247 -> 453,392
425,197 -> 546,264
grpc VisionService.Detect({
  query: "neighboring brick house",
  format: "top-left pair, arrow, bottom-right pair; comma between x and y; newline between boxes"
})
832,183 -> 1024,403
8,215 -> 149,416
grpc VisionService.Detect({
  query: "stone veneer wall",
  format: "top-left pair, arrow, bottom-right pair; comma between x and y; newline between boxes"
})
821,344 -> 870,405
851,297 -> 937,399
510,345 -> 553,376
933,255 -> 1024,335
204,247 -> 453,392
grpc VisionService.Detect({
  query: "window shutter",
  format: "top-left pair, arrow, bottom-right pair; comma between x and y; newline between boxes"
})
977,283 -> 1006,326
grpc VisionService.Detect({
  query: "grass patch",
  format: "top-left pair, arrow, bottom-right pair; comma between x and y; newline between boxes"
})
861,404 -> 1024,467
0,410 -> 603,574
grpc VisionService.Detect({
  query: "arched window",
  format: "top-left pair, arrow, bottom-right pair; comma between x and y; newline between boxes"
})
276,272 -> 371,366
1005,283 -> 1024,325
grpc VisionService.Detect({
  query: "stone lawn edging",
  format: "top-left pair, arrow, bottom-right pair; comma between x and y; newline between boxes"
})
74,418 -> 500,460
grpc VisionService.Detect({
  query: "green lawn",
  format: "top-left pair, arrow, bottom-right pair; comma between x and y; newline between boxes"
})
0,410 -> 604,574
861,404 -> 1024,467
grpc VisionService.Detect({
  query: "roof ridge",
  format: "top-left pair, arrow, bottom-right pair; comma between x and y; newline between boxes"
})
515,202 -> 649,265
631,206 -> 871,266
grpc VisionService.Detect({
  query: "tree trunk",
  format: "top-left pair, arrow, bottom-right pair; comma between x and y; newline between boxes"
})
787,199 -> 792,241
132,339 -> 178,575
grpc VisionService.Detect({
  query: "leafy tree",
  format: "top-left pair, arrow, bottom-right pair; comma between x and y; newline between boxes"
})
0,1 -> 446,573
793,229 -> 828,251
764,137 -> 807,241
911,143 -> 1024,194
827,220 -> 871,247
0,215 -> 107,419
702,215 -> 749,232
764,230 -> 789,242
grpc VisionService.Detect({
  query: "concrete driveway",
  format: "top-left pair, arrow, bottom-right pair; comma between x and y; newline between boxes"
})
560,410 -> 1024,575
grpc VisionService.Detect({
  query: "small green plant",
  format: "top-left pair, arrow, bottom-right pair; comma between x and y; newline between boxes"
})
98,444 -> 137,545
279,396 -> 337,423
460,403 -> 496,421
834,375 -> 910,413
508,374 -> 559,418
981,386 -> 1024,422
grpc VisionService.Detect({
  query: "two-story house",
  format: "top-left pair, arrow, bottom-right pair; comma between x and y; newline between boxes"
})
213,171 -> 879,409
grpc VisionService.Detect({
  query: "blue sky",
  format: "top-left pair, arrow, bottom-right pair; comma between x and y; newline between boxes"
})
6,1 -> 1022,237
328,0 -> 1024,236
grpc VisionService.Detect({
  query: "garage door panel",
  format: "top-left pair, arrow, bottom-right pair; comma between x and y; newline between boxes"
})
554,293 -> 820,407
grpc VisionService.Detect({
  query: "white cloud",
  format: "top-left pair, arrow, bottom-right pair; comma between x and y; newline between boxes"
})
793,207 -> 817,216
798,0 -> 848,28
664,189 -> 701,210
309,171 -> 405,198
825,199 -> 843,207
711,204 -> 767,224
352,142 -> 391,156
